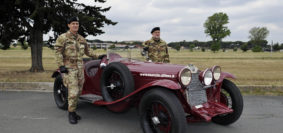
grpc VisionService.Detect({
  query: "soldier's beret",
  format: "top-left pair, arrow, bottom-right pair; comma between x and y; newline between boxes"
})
151,27 -> 160,33
67,16 -> 79,24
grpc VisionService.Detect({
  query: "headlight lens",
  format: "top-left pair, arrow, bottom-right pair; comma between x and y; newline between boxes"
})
179,67 -> 192,86
203,69 -> 213,85
212,66 -> 221,81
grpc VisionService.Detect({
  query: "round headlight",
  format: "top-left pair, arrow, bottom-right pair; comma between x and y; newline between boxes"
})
179,67 -> 192,86
212,66 -> 221,81
203,69 -> 213,85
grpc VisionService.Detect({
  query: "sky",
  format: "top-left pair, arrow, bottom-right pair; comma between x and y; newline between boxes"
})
74,0 -> 283,43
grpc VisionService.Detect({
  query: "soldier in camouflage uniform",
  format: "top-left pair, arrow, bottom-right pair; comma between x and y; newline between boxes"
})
142,27 -> 170,63
54,16 -> 100,124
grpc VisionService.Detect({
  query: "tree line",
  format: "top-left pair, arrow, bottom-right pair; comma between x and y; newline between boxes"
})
168,40 -> 283,52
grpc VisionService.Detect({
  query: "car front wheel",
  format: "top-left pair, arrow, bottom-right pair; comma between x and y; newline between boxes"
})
100,62 -> 134,102
139,88 -> 187,133
212,79 -> 244,125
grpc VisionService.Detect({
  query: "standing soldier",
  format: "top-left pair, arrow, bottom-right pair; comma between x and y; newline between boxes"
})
54,16 -> 101,124
142,27 -> 170,63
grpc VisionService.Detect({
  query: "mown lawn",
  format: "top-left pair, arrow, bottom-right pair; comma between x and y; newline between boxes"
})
1,46 -> 283,86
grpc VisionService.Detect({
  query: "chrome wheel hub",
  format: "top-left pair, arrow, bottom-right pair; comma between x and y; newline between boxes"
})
152,116 -> 160,125
107,83 -> 116,90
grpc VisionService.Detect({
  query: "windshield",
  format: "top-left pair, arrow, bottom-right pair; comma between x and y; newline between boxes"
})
107,48 -> 146,61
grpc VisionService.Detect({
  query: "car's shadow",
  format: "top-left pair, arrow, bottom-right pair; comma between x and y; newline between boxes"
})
76,101 -> 241,133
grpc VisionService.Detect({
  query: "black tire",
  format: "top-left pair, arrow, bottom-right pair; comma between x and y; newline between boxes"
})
139,88 -> 187,133
212,79 -> 243,125
53,75 -> 68,110
100,62 -> 134,102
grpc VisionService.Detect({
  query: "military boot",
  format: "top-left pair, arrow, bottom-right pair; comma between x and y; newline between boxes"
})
74,112 -> 81,120
68,112 -> 78,124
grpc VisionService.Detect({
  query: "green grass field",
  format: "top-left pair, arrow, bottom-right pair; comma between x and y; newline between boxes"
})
1,46 -> 283,86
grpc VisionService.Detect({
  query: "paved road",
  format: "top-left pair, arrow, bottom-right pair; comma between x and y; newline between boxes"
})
0,91 -> 283,133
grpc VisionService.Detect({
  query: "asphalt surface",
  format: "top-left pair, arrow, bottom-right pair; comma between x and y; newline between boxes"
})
0,91 -> 283,133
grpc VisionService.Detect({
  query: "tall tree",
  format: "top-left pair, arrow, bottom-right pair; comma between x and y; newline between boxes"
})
248,27 -> 269,48
204,12 -> 231,52
0,0 -> 117,72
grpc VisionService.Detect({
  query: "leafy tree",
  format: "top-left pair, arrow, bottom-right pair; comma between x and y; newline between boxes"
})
168,42 -> 181,51
189,44 -> 195,52
0,0 -> 116,72
248,27 -> 269,51
175,43 -> 181,51
249,27 -> 269,42
252,45 -> 263,52
18,41 -> 29,50
0,1 -> 26,50
201,47 -> 206,52
91,44 -> 97,50
233,47 -> 238,52
211,42 -> 220,52
204,12 -> 231,52
272,43 -> 280,51
241,43 -> 249,52
247,40 -> 268,49
108,44 -> 116,49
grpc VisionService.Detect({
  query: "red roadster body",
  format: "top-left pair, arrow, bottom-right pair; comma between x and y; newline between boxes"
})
52,52 -> 243,133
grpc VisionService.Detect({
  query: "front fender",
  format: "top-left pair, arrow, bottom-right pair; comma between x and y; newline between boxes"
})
94,79 -> 181,106
219,72 -> 236,82
140,79 -> 181,90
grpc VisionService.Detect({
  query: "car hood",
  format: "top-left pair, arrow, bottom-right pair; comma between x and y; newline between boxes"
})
121,60 -> 185,76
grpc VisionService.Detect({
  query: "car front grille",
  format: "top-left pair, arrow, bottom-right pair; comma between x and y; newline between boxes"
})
186,73 -> 208,107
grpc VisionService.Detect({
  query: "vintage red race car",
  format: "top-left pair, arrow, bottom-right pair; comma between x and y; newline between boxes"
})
52,51 -> 243,133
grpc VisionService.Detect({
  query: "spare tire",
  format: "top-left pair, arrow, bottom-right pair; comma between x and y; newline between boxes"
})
100,62 -> 135,102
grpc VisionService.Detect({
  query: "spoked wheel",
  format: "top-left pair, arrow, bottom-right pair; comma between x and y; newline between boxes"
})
139,88 -> 187,133
106,71 -> 125,101
220,88 -> 232,108
212,79 -> 243,125
53,75 -> 68,110
101,62 -> 134,102
144,102 -> 172,133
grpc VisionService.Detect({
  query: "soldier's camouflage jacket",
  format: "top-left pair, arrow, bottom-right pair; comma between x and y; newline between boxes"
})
54,31 -> 97,69
142,38 -> 170,63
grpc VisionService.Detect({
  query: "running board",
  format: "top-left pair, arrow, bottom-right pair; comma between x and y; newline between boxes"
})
79,94 -> 103,103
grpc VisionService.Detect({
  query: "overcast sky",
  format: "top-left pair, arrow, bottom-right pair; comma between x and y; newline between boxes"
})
76,0 -> 283,43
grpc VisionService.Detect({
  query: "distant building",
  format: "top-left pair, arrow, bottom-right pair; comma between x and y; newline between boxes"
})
87,42 -> 137,49
88,42 -> 113,49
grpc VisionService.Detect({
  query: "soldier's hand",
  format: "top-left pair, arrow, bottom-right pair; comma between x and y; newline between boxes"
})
143,47 -> 149,51
59,66 -> 68,73
141,51 -> 146,56
98,54 -> 106,60
141,47 -> 149,56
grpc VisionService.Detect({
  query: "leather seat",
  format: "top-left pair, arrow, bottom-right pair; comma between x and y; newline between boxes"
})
84,60 -> 101,77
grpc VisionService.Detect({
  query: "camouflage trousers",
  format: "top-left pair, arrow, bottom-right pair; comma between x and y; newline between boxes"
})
62,67 -> 84,112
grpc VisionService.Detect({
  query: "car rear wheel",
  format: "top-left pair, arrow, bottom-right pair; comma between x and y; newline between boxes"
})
139,88 -> 187,133
212,79 -> 243,125
53,75 -> 68,110
100,62 -> 134,102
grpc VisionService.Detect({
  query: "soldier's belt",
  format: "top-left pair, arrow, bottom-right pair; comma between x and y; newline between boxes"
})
64,58 -> 78,63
